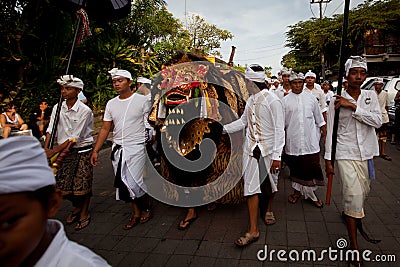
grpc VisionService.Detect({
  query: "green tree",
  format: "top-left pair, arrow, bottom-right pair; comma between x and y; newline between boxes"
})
185,14 -> 233,58
283,0 -> 400,76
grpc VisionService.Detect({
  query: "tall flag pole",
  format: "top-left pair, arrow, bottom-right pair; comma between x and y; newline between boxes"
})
325,0 -> 351,205
48,9 -> 91,149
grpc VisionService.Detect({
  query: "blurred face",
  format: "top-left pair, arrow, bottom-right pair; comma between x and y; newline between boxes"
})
305,76 -> 316,87
6,106 -> 16,115
374,82 -> 383,92
0,193 -> 48,266
322,83 -> 330,92
346,68 -> 367,89
290,79 -> 304,94
39,102 -> 48,110
112,77 -> 132,93
273,81 -> 280,87
282,74 -> 290,84
61,87 -> 80,100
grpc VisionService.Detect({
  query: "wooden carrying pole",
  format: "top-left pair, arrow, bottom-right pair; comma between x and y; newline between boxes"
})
325,0 -> 351,205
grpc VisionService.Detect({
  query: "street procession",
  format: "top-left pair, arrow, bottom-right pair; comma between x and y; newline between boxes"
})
1,1 -> 399,266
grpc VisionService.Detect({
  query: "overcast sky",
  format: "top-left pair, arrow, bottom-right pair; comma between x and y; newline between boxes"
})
165,0 -> 365,75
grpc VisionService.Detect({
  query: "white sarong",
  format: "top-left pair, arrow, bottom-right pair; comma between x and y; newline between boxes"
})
337,159 -> 371,218
111,143 -> 147,200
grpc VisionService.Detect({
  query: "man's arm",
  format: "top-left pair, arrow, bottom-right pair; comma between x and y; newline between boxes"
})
90,121 -> 112,166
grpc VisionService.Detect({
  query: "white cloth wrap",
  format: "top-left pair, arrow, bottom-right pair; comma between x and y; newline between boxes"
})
336,159 -> 370,218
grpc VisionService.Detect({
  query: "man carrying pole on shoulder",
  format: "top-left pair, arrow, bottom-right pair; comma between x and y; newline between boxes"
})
324,56 -> 382,267
44,75 -> 94,231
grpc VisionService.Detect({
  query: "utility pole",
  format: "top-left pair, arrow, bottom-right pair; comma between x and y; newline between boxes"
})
310,0 -> 331,80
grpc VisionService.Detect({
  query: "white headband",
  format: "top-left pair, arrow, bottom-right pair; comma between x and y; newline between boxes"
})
57,75 -> 84,90
0,136 -> 55,194
305,70 -> 316,78
345,56 -> 367,76
108,68 -> 132,80
289,71 -> 305,81
374,77 -> 384,84
245,64 -> 266,83
281,67 -> 292,75
137,77 -> 151,85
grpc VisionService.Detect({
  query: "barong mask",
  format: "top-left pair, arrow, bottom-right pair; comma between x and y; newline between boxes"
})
150,58 -> 248,157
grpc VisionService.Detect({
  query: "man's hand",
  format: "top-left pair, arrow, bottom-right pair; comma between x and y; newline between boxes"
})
90,151 -> 99,166
270,160 -> 281,174
45,148 -> 56,159
325,160 -> 334,177
334,95 -> 356,111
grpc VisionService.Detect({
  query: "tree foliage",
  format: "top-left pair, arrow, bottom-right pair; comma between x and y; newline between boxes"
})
0,0 -> 233,114
186,14 -> 233,58
283,0 -> 400,76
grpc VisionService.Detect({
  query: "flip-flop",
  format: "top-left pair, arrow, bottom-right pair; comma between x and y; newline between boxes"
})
288,193 -> 301,204
310,199 -> 324,209
265,211 -> 276,225
66,210 -> 81,225
74,215 -> 91,231
177,215 -> 198,230
123,216 -> 140,230
140,209 -> 153,224
235,232 -> 259,247
379,154 -> 392,161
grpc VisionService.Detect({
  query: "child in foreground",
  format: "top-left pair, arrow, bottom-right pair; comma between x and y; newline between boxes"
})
0,136 -> 110,267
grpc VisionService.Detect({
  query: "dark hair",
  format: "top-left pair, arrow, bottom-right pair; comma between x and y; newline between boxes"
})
26,185 -> 56,210
3,102 -> 15,112
249,64 -> 264,72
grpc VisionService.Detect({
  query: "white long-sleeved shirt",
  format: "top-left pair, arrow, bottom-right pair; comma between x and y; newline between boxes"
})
375,89 -> 390,124
269,87 -> 285,100
283,91 -> 326,156
324,90 -> 382,161
223,89 -> 285,160
47,100 -> 94,148
304,85 -> 328,113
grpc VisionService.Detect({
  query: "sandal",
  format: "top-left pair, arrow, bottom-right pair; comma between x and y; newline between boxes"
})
235,232 -> 259,247
66,210 -> 81,225
177,215 -> 198,230
123,215 -> 140,230
74,215 -> 91,231
288,193 -> 301,204
265,211 -> 276,225
310,199 -> 324,208
140,209 -> 153,224
379,154 -> 392,161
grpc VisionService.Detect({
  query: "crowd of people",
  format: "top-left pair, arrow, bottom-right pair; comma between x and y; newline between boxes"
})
0,55 -> 397,267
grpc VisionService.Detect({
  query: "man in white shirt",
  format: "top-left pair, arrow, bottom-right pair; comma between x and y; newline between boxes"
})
374,78 -> 391,161
304,70 -> 327,122
325,56 -> 382,265
90,68 -> 153,230
224,64 -> 285,247
321,80 -> 334,106
269,78 -> 285,100
279,67 -> 292,97
44,75 -> 94,231
283,71 -> 326,208
0,136 -> 110,267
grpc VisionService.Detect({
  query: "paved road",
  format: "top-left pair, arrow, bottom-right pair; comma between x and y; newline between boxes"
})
56,143 -> 400,267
